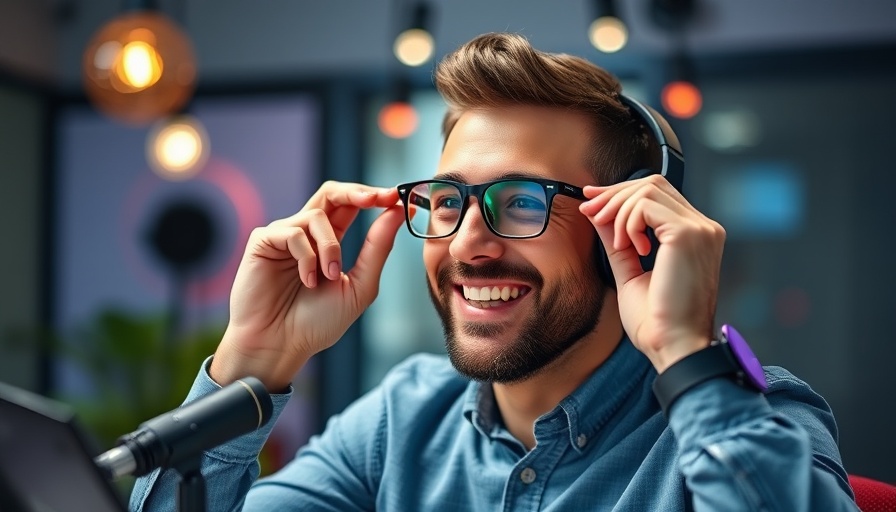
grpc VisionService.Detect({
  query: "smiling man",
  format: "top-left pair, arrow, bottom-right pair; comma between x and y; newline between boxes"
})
131,33 -> 858,511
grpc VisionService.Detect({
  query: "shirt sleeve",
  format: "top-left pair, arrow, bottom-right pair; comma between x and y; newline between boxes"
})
129,357 -> 293,512
667,369 -> 859,512
130,357 -> 389,512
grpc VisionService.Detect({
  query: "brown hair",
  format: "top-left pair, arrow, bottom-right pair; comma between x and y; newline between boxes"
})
434,32 -> 660,185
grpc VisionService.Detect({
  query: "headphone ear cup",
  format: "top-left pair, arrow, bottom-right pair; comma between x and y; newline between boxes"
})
595,237 -> 616,289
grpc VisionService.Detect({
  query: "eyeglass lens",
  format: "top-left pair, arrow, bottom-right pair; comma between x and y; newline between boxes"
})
406,180 -> 549,238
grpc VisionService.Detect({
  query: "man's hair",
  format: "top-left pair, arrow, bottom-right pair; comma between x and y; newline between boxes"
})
434,32 -> 661,185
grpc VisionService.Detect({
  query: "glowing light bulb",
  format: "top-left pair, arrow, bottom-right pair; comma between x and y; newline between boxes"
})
394,28 -> 435,67
119,40 -> 163,90
82,11 -> 196,125
93,41 -> 121,73
147,115 -> 209,180
589,16 -> 628,53
661,80 -> 702,119
378,102 -> 418,139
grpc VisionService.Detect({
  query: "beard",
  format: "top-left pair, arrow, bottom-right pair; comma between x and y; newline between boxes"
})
427,245 -> 606,383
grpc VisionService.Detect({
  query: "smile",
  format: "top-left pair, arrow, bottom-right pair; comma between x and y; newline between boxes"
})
461,285 -> 529,308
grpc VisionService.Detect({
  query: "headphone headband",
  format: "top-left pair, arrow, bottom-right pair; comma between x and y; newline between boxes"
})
595,94 -> 687,288
618,94 -> 685,193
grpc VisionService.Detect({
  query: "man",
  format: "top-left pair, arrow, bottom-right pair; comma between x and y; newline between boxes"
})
132,33 -> 857,510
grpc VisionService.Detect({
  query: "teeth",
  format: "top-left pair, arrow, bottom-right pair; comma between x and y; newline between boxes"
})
462,285 -> 523,302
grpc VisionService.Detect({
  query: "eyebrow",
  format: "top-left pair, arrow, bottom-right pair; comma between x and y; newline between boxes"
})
432,170 -> 544,183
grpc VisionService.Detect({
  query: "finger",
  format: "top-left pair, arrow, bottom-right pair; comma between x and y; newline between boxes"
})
304,182 -> 399,214
614,186 -> 659,253
303,209 -> 343,280
581,175 -> 689,220
326,189 -> 399,239
580,180 -> 641,222
593,222 -> 645,287
324,186 -> 399,240
610,186 -> 646,250
272,185 -> 399,241
624,200 -> 654,256
285,229 -> 320,288
348,205 -> 406,306
248,225 -> 320,288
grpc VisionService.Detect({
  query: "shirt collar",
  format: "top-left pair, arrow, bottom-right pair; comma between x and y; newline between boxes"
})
461,337 -> 653,452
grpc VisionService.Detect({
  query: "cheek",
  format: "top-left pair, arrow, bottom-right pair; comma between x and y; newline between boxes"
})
548,213 -> 596,262
422,240 -> 446,286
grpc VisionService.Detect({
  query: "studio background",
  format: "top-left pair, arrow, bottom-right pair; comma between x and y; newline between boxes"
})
1,0 -> 894,489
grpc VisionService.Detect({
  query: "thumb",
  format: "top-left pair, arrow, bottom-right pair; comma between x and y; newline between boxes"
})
348,204 -> 406,304
595,223 -> 645,287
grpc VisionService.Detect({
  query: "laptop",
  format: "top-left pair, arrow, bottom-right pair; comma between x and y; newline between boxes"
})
0,380 -> 128,512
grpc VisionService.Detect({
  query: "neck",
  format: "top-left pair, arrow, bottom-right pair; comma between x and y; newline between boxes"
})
492,291 -> 622,451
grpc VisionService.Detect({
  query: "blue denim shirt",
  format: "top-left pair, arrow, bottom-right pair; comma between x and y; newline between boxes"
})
131,340 -> 857,511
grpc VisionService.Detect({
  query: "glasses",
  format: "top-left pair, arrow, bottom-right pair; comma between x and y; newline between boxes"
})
396,178 -> 586,239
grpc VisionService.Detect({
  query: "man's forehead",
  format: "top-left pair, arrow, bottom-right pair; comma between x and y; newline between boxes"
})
436,107 -> 594,185
432,170 -> 545,184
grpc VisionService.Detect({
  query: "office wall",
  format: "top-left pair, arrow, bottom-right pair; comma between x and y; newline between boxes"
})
687,74 -> 896,482
0,85 -> 46,391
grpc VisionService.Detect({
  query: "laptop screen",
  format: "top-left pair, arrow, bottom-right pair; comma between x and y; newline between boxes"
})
0,381 -> 127,512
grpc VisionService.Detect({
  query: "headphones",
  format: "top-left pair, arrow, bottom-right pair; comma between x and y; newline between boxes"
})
596,94 -> 685,288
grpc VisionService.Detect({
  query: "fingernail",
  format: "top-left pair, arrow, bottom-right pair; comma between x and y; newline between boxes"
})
329,262 -> 340,278
307,271 -> 317,288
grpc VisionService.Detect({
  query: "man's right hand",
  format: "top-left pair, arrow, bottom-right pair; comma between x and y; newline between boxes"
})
209,181 -> 405,391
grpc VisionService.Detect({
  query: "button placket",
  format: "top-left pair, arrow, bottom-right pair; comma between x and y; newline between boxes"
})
520,467 -> 537,484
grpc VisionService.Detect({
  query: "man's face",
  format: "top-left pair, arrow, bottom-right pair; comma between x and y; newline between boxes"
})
424,106 -> 606,383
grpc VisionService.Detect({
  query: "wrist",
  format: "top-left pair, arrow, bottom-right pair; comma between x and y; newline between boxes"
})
651,324 -> 768,417
210,330 -> 308,392
643,336 -> 712,374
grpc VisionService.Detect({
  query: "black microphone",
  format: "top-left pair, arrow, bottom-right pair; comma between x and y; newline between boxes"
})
94,376 -> 273,480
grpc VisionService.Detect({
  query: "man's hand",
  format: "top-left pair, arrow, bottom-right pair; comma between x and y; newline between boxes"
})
579,175 -> 726,373
210,181 -> 405,390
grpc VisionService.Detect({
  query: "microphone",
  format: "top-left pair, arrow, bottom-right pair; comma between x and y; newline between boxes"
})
94,376 -> 273,480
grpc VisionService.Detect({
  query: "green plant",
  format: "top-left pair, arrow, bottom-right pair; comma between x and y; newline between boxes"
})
55,309 -> 224,449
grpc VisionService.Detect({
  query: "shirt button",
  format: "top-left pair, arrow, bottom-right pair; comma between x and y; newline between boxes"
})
520,467 -> 537,484
576,434 -> 588,448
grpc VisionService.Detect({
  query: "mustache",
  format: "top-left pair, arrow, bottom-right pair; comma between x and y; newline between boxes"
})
436,260 -> 544,291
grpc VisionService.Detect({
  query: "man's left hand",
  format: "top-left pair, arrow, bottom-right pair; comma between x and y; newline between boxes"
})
579,174 -> 726,373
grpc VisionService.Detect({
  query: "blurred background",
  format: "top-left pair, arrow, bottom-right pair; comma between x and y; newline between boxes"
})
0,0 -> 894,492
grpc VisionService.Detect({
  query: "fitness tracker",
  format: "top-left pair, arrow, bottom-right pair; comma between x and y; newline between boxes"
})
652,324 -> 768,417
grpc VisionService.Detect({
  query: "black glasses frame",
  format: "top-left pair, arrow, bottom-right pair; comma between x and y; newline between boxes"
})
396,177 -> 587,239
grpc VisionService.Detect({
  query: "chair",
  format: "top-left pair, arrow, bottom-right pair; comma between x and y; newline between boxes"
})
849,474 -> 896,512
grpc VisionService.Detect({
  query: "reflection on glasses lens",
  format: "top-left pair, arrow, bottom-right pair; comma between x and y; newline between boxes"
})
408,182 -> 461,237
484,181 -> 547,237
406,180 -> 549,238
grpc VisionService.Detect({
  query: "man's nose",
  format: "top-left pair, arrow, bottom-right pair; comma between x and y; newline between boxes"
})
448,198 -> 504,263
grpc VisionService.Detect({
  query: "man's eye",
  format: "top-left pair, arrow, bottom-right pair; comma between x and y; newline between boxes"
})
507,196 -> 546,212
434,196 -> 462,209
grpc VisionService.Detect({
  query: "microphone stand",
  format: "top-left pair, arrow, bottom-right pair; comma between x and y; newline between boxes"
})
173,454 -> 206,512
